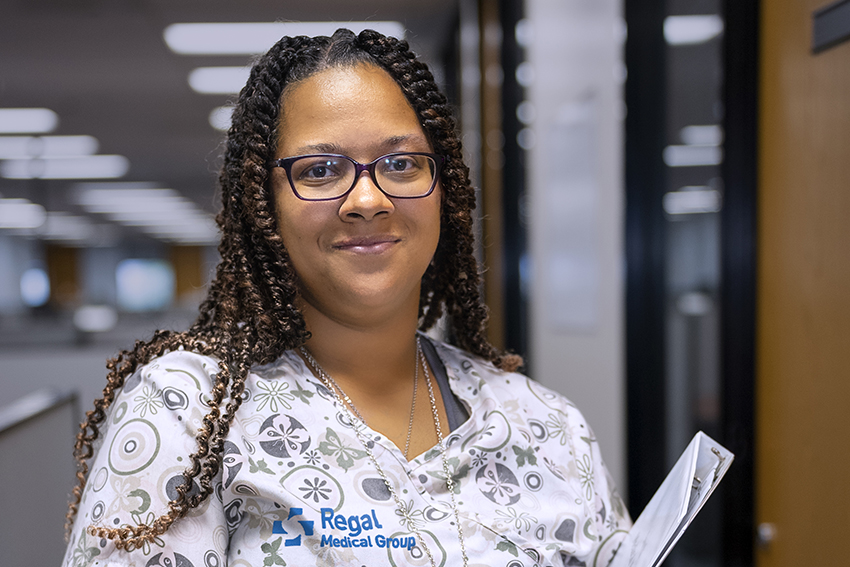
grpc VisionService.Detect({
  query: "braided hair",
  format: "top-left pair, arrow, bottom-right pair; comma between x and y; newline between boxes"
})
66,28 -> 521,550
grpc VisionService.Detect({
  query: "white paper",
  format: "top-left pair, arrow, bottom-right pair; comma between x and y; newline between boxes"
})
609,431 -> 734,567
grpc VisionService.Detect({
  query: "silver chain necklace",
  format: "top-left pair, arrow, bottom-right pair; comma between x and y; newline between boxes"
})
302,344 -> 419,459
403,360 -> 418,459
300,337 -> 469,567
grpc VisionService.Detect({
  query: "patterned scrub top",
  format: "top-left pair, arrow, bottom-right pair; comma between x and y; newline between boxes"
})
64,338 -> 631,567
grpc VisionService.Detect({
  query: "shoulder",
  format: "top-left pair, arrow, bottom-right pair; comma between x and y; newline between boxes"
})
65,349 -> 227,565
428,337 -> 583,419
120,349 -> 220,399
102,349 -> 221,430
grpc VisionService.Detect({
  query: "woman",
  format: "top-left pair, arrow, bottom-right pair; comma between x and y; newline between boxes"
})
64,29 -> 629,567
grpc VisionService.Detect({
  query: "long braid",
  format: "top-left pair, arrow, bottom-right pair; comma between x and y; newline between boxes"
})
64,39 -> 308,549
66,28 -> 519,548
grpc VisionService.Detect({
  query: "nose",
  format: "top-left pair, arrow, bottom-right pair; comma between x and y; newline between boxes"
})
338,169 -> 394,221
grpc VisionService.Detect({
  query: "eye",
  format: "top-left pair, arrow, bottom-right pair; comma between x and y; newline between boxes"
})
389,157 -> 413,171
303,163 -> 335,179
294,157 -> 346,183
379,154 -> 428,180
382,156 -> 416,173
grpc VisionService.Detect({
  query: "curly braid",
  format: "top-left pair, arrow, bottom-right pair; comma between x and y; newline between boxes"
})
65,28 -> 521,549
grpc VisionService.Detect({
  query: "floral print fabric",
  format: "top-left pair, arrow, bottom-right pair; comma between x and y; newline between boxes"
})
64,338 -> 630,567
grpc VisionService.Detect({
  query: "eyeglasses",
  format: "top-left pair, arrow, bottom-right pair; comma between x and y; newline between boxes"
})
269,152 -> 444,201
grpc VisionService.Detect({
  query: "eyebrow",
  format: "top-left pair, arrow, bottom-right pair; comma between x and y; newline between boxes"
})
292,134 -> 430,156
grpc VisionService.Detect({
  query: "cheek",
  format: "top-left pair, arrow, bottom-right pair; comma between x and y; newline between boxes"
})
273,197 -> 337,270
274,206 -> 310,268
273,188 -> 310,242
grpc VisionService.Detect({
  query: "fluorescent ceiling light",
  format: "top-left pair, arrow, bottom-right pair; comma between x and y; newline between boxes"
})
189,67 -> 251,95
140,219 -> 219,244
0,155 -> 129,179
79,189 -> 190,212
75,181 -> 159,190
664,15 -> 724,45
146,234 -> 218,245
209,105 -> 235,131
663,188 -> 722,214
78,188 -> 189,211
0,108 -> 59,134
109,212 -> 213,226
143,224 -> 218,236
76,186 -> 219,244
0,135 -> 98,158
142,222 -> 216,233
38,212 -> 96,241
663,145 -> 723,167
0,198 -> 47,229
680,125 -> 723,146
164,21 -> 405,55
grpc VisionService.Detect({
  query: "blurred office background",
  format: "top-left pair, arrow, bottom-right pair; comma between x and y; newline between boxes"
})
1,0 -> 848,566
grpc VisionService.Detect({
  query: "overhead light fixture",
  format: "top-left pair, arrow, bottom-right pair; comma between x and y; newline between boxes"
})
0,108 -> 59,134
188,67 -> 251,95
77,187 -> 189,212
0,135 -> 99,158
0,198 -> 46,229
0,155 -> 129,179
664,15 -> 724,45
680,125 -> 723,146
663,145 -> 723,167
663,188 -> 722,215
76,186 -> 219,244
209,105 -> 235,131
142,224 -> 219,244
109,210 -> 208,225
37,212 -> 97,242
164,21 -> 406,55
664,124 -> 724,167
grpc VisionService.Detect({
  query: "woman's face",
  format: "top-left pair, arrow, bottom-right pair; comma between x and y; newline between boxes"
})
271,63 -> 442,326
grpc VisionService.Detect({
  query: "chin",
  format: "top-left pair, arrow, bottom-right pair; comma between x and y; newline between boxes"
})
341,278 -> 421,310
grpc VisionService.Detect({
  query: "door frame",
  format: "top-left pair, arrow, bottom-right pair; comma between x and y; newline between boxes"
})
623,0 -> 758,564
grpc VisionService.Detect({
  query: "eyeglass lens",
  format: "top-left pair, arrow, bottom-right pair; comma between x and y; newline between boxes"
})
289,154 -> 437,200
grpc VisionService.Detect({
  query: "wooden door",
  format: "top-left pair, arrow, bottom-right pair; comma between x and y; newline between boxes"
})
757,1 -> 850,565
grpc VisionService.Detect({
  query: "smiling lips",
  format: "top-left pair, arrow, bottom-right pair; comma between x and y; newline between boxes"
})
333,235 -> 401,254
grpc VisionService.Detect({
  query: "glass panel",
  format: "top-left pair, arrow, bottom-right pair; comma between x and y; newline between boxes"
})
663,1 -> 725,565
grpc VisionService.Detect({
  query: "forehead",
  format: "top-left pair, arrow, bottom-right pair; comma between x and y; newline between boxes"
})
276,63 -> 430,157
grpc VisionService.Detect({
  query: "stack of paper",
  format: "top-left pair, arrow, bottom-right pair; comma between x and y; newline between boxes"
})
608,431 -> 734,567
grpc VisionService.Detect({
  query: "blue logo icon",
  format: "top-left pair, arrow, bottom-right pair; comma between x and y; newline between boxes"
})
272,507 -> 315,547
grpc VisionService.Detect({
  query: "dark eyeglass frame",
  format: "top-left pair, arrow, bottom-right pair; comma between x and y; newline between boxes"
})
269,152 -> 445,201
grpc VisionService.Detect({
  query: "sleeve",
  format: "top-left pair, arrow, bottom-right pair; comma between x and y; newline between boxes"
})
590,435 -> 632,532
63,350 -> 229,567
583,422 -> 632,566
552,389 -> 631,566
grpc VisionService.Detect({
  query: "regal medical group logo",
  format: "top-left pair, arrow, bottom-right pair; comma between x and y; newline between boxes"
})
271,507 -> 417,551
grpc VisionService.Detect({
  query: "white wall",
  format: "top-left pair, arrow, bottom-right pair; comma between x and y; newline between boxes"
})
524,0 -> 627,492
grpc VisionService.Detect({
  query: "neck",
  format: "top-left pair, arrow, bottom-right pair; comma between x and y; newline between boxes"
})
299,296 -> 421,397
